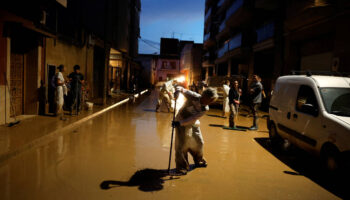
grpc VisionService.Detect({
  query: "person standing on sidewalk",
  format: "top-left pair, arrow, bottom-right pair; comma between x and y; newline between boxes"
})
222,80 -> 230,117
55,65 -> 68,120
68,65 -> 84,115
228,80 -> 241,128
172,87 -> 218,175
248,75 -> 263,130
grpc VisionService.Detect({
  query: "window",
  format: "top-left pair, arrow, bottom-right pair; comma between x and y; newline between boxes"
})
170,61 -> 176,69
161,61 -> 168,69
296,85 -> 319,116
320,87 -> 350,116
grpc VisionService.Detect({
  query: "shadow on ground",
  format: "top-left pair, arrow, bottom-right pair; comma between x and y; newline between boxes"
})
209,124 -> 224,127
254,137 -> 350,199
209,124 -> 250,130
100,166 -> 196,192
207,114 -> 226,119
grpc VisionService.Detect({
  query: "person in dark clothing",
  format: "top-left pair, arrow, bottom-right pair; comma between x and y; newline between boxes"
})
248,75 -> 263,130
68,65 -> 84,115
228,80 -> 241,128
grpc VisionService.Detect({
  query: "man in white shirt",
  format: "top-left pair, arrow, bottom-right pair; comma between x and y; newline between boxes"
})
55,65 -> 68,120
172,87 -> 218,175
222,80 -> 230,117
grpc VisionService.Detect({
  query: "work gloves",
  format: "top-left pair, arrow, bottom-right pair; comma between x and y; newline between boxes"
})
172,121 -> 181,128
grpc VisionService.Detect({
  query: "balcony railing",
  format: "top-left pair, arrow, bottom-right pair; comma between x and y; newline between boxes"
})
217,42 -> 229,58
225,0 -> 244,20
217,33 -> 242,58
228,33 -> 242,51
205,7 -> 212,21
219,20 -> 226,32
204,32 -> 211,42
256,22 -> 274,43
217,0 -> 226,7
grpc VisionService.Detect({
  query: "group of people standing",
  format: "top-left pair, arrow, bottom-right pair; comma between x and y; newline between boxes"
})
222,74 -> 264,130
54,64 -> 85,120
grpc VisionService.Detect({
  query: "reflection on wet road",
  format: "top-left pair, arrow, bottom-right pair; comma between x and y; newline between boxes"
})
0,91 -> 341,199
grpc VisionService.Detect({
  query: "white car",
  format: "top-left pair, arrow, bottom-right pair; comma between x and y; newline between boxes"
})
268,74 -> 350,171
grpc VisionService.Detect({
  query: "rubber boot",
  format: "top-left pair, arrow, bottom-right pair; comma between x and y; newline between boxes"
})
229,113 -> 235,128
249,117 -> 258,130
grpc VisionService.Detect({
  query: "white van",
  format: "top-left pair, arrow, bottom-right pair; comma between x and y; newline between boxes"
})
268,74 -> 350,171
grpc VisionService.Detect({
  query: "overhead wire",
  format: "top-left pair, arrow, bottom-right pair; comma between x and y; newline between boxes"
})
139,38 -> 160,50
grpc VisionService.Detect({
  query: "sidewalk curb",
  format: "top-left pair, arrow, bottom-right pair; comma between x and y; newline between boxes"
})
0,89 -> 149,164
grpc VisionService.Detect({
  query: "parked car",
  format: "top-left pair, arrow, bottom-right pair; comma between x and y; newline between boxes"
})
268,74 -> 350,171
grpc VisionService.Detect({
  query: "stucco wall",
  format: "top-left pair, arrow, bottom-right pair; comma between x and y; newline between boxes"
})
45,38 -> 94,86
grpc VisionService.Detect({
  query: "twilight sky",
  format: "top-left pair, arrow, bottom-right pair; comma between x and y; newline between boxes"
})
138,0 -> 205,54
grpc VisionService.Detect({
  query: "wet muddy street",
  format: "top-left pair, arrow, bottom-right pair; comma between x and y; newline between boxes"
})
0,91 -> 341,200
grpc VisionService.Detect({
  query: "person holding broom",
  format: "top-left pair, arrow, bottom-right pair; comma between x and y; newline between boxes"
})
228,80 -> 241,128
171,87 -> 218,175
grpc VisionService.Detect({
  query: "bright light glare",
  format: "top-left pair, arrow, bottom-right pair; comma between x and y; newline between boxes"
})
172,93 -> 185,115
175,76 -> 186,83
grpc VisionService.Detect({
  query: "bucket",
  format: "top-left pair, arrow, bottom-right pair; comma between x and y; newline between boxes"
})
86,102 -> 93,111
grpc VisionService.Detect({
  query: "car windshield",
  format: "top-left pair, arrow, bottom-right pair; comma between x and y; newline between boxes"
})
319,87 -> 350,117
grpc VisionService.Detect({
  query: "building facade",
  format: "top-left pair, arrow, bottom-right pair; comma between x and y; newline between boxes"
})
0,0 -> 141,125
154,38 -> 181,83
135,54 -> 158,89
137,38 -> 204,88
203,0 -> 350,96
180,42 -> 203,86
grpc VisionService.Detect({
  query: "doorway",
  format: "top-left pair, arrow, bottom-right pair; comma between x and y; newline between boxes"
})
9,53 -> 24,116
10,29 -> 39,116
93,47 -> 106,103
47,65 -> 56,113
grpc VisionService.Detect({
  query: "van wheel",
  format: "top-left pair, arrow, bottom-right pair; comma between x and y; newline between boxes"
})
322,145 -> 340,172
269,123 -> 283,148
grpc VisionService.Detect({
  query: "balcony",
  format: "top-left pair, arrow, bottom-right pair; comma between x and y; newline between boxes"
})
285,1 -> 335,32
204,32 -> 210,42
216,19 -> 230,43
204,32 -> 216,48
217,33 -> 246,60
256,22 -> 274,43
217,42 -> 229,58
224,0 -> 253,30
205,7 -> 212,22
228,33 -> 242,51
217,0 -> 226,7
219,20 -> 226,33
225,0 -> 244,20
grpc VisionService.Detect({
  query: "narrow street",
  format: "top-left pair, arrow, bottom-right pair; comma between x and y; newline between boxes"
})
0,91 -> 341,200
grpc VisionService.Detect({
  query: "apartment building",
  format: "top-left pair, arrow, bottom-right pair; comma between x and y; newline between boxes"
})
203,0 -> 350,95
